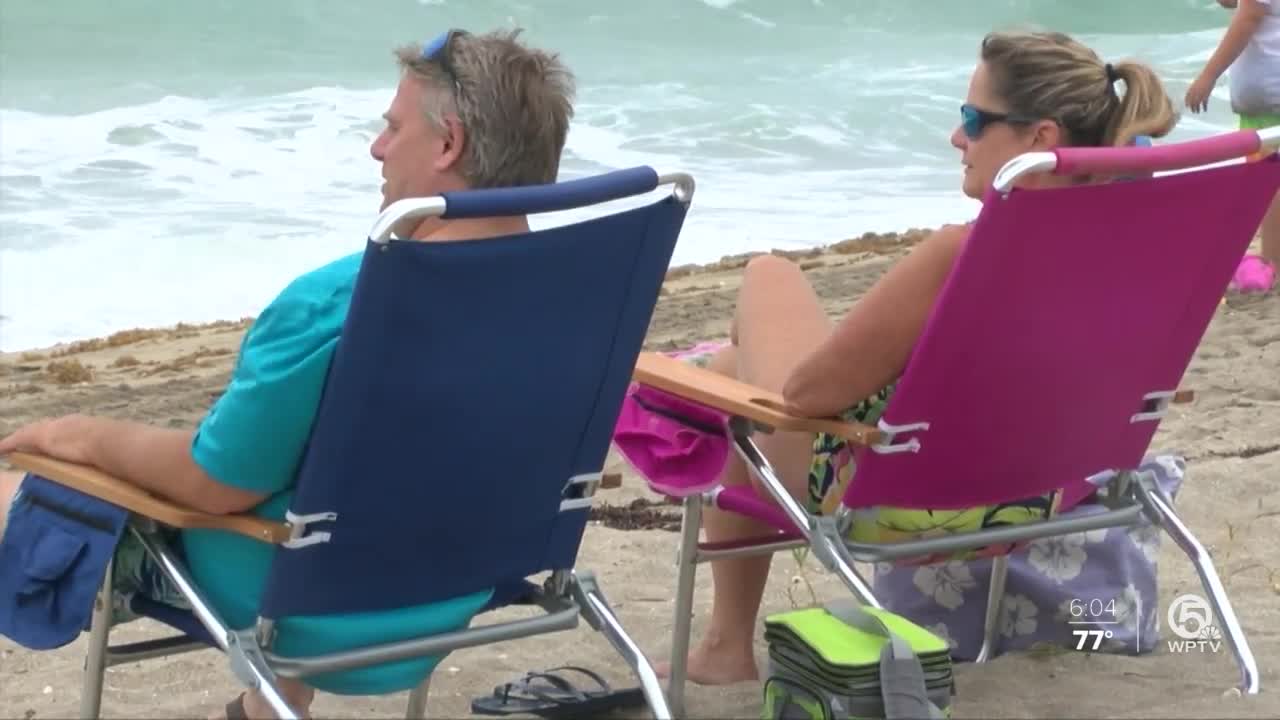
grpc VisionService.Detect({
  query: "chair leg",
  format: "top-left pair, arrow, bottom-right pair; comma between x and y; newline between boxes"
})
732,429 -> 880,608
132,528 -> 303,718
974,555 -> 1008,663
1139,483 -> 1260,694
571,571 -> 673,720
404,675 -> 431,719
665,495 -> 701,719
80,556 -> 115,720
821,533 -> 883,609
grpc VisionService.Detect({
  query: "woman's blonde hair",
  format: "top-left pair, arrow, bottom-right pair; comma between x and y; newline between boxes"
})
980,30 -> 1178,147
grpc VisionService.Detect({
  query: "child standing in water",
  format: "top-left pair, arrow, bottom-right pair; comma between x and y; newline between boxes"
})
1187,0 -> 1280,292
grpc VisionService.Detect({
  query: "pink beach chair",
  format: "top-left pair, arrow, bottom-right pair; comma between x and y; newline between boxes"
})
619,127 -> 1280,714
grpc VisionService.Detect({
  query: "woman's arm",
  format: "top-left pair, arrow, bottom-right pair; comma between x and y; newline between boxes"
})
782,224 -> 968,417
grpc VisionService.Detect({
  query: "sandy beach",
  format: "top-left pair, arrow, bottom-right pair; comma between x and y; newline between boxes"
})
2,230 -> 1279,719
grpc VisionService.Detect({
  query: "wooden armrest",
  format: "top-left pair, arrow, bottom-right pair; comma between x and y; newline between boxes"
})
4,451 -> 290,544
632,352 -> 882,446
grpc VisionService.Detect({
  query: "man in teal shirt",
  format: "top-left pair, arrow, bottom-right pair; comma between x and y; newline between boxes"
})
1,27 -> 576,719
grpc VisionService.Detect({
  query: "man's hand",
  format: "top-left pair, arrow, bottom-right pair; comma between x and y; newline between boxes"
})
1185,74 -> 1217,114
0,415 -> 96,464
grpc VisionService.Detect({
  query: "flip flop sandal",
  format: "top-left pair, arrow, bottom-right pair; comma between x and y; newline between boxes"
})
471,665 -> 646,718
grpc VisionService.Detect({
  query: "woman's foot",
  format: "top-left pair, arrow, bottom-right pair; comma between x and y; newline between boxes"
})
652,645 -> 759,686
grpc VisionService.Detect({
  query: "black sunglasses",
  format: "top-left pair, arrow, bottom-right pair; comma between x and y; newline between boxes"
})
960,103 -> 1037,140
421,29 -> 468,96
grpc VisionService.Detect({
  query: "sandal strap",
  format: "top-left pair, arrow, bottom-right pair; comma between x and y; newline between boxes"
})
521,671 -> 585,699
487,664 -> 616,710
537,665 -> 612,694
497,671 -> 587,705
501,683 -> 574,706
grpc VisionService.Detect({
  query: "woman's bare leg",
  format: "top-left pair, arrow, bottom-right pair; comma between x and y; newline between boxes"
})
656,255 -> 833,685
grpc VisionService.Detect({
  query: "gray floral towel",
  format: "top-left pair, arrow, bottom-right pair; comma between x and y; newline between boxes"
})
867,455 -> 1185,661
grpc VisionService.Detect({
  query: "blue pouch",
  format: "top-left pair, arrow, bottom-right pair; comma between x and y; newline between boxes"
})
0,473 -> 129,650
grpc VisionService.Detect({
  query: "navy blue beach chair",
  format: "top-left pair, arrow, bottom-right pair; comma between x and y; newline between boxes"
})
1,166 -> 695,719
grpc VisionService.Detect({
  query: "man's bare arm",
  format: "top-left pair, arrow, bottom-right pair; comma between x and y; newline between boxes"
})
0,415 -> 265,514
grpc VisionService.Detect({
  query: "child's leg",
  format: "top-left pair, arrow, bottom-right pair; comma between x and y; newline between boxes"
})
1260,188 -> 1279,267
1235,114 -> 1280,288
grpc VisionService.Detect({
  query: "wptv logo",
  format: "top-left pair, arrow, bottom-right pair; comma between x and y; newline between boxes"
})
1166,593 -> 1223,653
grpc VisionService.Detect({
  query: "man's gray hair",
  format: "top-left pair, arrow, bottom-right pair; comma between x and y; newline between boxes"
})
395,28 -> 576,188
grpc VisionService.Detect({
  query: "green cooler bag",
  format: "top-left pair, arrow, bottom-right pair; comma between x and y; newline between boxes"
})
762,600 -> 955,720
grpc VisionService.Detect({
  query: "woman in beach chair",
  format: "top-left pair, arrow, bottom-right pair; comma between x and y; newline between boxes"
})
656,30 -> 1180,686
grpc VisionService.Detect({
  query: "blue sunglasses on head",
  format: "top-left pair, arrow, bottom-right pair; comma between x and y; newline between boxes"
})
421,29 -> 468,95
960,103 -> 1036,140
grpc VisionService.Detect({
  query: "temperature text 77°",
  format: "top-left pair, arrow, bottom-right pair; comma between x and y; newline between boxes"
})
1072,629 -> 1114,651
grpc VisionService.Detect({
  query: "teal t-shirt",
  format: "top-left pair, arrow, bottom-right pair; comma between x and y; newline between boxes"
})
180,251 -> 493,695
